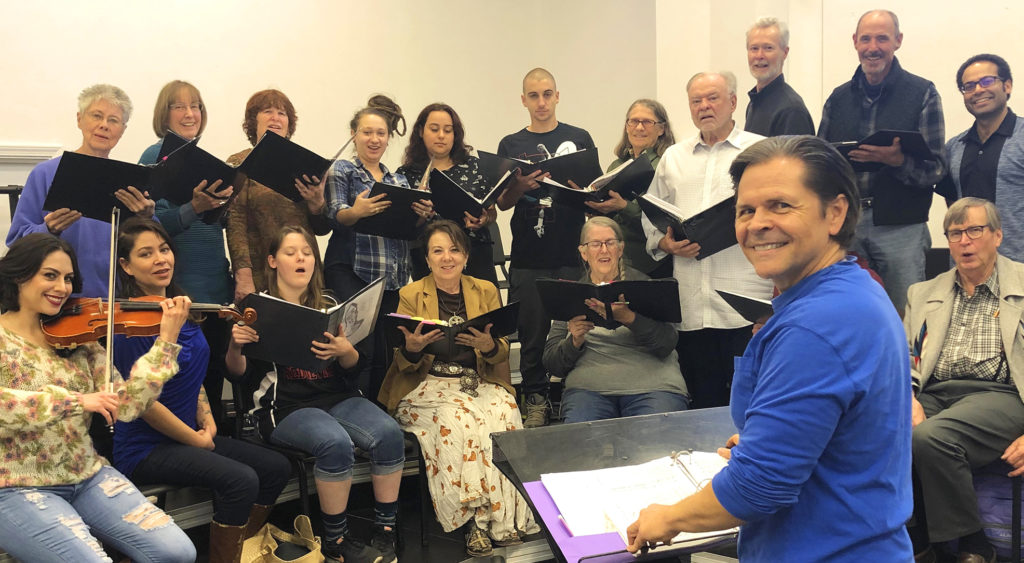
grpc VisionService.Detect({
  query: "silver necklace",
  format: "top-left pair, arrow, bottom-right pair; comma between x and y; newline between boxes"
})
438,288 -> 465,325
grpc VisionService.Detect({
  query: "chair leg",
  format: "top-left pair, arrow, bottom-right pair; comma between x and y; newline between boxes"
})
1013,475 -> 1021,563
296,460 -> 311,518
418,452 -> 430,547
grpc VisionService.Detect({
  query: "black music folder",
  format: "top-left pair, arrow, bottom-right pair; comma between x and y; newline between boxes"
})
535,278 -> 680,330
43,151 -> 155,222
831,129 -> 933,173
240,278 -> 384,372
237,132 -> 331,202
351,182 -> 425,240
638,194 -> 737,260
428,168 -> 513,220
547,156 -> 655,213
477,149 -> 603,194
716,290 -> 774,324
156,132 -> 240,224
385,301 -> 520,360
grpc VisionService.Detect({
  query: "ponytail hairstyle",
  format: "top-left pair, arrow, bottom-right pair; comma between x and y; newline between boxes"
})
349,94 -> 406,141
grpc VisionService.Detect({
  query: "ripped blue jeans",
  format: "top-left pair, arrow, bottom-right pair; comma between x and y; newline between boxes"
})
0,465 -> 195,562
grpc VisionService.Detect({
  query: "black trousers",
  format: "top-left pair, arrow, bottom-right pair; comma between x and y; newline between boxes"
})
132,436 -> 291,526
509,265 -> 581,396
675,326 -> 753,409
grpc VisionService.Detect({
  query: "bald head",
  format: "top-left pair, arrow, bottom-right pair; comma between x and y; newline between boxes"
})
856,9 -> 899,35
523,68 -> 556,92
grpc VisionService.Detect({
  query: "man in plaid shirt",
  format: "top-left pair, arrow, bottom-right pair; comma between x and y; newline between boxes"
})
904,198 -> 1024,563
818,9 -> 946,314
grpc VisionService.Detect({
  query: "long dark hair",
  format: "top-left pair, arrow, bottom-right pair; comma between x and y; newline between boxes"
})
402,103 -> 473,169
116,217 -> 186,299
265,225 -> 330,309
0,234 -> 82,313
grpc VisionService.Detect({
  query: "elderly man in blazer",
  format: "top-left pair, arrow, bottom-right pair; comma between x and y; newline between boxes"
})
905,197 -> 1024,563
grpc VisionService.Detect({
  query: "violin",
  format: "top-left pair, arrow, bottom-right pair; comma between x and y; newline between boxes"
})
42,295 -> 257,349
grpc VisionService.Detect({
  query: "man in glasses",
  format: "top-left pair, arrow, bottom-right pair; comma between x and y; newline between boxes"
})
904,198 -> 1024,563
743,17 -> 814,137
818,9 -> 946,314
938,54 -> 1023,263
642,71 -> 773,409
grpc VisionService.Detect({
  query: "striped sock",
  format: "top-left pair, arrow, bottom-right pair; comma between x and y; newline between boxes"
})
374,500 -> 399,529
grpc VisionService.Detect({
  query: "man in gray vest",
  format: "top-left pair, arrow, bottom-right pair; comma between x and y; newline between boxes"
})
938,54 -> 1024,263
744,17 -> 814,136
818,9 -> 946,314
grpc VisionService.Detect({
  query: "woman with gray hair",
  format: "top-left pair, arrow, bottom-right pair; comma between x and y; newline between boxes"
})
6,84 -> 156,297
585,99 -> 677,278
543,215 -> 688,423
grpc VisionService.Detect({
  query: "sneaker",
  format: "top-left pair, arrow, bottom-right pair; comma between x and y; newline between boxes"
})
522,393 -> 549,428
370,525 -> 398,563
323,535 -> 383,563
465,523 -> 493,557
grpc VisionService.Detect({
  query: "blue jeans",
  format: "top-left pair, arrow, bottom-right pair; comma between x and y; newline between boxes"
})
0,465 -> 195,562
561,389 -> 690,424
269,397 -> 405,481
851,209 -> 931,314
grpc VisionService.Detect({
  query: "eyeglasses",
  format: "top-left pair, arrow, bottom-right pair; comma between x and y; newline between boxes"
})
626,118 -> 664,129
944,225 -> 989,242
581,239 -> 621,250
169,103 -> 203,113
959,76 -> 1002,94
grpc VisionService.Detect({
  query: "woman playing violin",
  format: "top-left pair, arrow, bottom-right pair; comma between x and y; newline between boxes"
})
111,218 -> 290,563
0,233 -> 195,562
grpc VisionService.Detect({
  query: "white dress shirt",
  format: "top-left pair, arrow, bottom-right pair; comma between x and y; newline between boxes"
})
643,125 -> 775,331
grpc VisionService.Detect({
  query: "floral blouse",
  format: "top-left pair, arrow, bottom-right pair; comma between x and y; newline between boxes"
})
0,326 -> 180,487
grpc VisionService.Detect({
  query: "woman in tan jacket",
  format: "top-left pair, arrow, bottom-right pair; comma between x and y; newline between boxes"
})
379,219 -> 538,557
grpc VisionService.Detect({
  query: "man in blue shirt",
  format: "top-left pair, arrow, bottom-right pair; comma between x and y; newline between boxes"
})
627,136 -> 912,561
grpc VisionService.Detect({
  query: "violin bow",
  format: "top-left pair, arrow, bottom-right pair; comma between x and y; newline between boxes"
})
104,207 -> 120,431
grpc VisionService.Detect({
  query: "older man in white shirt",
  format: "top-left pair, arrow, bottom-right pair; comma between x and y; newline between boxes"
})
644,71 -> 775,408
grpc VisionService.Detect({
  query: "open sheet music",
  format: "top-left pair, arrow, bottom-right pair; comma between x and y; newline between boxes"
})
541,451 -> 737,547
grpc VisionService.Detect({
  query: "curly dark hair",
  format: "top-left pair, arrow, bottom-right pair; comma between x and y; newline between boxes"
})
402,103 -> 473,169
0,234 -> 82,312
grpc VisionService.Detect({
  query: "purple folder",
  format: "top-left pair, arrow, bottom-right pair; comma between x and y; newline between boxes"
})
523,480 -> 634,563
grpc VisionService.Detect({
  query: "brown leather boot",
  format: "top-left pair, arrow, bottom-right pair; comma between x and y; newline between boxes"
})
243,504 -> 274,539
209,521 -> 246,563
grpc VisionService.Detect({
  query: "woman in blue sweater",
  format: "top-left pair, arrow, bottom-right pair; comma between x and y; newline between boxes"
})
139,80 -> 235,429
111,218 -> 290,563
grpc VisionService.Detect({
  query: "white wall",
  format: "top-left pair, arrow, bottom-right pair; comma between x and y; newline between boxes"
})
5,0 -> 1022,254
0,0 -> 658,251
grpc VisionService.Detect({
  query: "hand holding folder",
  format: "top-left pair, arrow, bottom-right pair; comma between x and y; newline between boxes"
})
639,194 -> 738,260
350,182 -> 425,240
831,129 -> 933,173
43,151 -> 157,223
